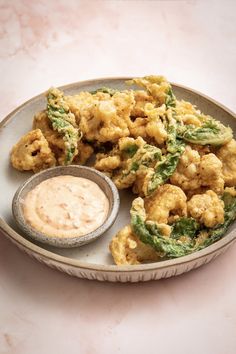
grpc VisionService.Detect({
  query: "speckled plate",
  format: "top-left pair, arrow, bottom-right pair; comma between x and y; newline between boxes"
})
0,78 -> 236,282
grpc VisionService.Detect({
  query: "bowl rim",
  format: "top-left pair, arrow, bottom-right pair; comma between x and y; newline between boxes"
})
12,165 -> 120,248
1,76 -> 236,273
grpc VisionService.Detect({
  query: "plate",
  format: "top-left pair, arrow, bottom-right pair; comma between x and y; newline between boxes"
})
1,77 -> 236,282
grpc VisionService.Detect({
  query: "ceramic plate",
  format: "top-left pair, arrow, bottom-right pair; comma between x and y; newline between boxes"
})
1,78 -> 236,282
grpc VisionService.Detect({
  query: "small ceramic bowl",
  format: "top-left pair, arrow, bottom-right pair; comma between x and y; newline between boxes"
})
12,165 -> 120,248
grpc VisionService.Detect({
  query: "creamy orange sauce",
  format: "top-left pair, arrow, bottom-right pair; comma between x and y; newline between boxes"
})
23,175 -> 109,238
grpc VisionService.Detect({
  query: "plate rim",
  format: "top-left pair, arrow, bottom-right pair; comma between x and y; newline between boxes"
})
1,76 -> 236,274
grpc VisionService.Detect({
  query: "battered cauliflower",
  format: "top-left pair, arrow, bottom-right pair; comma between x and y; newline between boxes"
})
144,103 -> 168,145
145,184 -> 187,224
171,145 -> 224,194
95,154 -> 121,171
128,117 -> 147,139
65,91 -> 101,124
111,137 -> 161,190
187,190 -> 224,228
109,225 -> 159,265
127,75 -> 172,106
131,90 -> 155,117
72,91 -> 135,143
94,136 -> 161,191
199,153 -> 224,194
175,100 -> 203,126
10,129 -> 56,172
170,145 -> 201,190
129,102 -> 168,145
189,143 -> 211,156
132,168 -> 154,197
216,139 -> 236,187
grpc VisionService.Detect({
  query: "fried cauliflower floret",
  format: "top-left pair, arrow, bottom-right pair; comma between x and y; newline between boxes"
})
175,100 -> 202,126
111,136 -> 161,191
65,92 -> 96,124
113,172 -> 137,190
216,139 -> 236,187
80,91 -> 134,143
10,129 -> 56,172
66,90 -> 135,143
132,168 -> 154,197
199,153 -> 224,194
171,145 -> 224,194
170,145 -> 201,190
131,90 -> 155,117
95,154 -> 121,171
128,76 -> 171,106
129,117 -> 148,139
144,103 -> 168,145
187,190 -> 224,228
66,90 -> 114,125
189,143 -> 211,156
145,184 -> 187,224
109,225 -> 159,265
129,103 -> 168,145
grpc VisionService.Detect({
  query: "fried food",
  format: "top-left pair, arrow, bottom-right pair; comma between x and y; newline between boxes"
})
127,75 -> 174,107
74,141 -> 94,165
127,194 -> 236,260
175,100 -> 203,126
199,153 -> 224,194
170,145 -> 224,194
95,154 -> 121,171
9,75 -> 236,265
95,136 -> 163,192
145,184 -> 187,224
187,190 -> 224,228
46,88 -> 81,164
10,129 -> 56,172
216,139 -> 236,186
170,145 -> 201,191
34,110 -> 92,166
109,225 -> 160,265
131,90 -> 155,118
33,110 -> 67,164
128,103 -> 168,145
66,90 -> 135,143
143,103 -> 168,144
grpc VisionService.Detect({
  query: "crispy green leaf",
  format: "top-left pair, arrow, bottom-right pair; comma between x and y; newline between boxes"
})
171,217 -> 200,239
47,88 -> 82,164
130,194 -> 236,259
179,119 -> 232,146
165,87 -> 176,108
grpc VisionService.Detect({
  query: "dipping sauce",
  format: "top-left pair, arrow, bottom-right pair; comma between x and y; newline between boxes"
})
23,175 -> 109,238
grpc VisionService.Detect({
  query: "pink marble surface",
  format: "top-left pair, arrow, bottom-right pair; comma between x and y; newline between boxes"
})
0,0 -> 236,353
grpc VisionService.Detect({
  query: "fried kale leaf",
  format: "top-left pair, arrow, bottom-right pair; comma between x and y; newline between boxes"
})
47,88 -> 82,164
130,194 -> 236,259
179,119 -> 232,146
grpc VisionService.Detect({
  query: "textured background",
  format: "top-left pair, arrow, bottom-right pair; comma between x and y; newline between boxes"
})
0,1 -> 236,353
